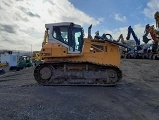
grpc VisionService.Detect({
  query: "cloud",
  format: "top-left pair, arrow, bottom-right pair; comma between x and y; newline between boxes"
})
114,14 -> 127,22
143,0 -> 159,18
0,24 -> 18,34
2,1 -> 11,7
19,6 -> 40,18
15,13 -> 29,22
44,0 -> 55,5
98,18 -> 104,23
0,0 -> 102,51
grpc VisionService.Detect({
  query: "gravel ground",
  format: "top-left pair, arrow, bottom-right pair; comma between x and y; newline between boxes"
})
0,59 -> 159,120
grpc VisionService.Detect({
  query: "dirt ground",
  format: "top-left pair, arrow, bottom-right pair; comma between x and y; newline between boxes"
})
0,59 -> 159,120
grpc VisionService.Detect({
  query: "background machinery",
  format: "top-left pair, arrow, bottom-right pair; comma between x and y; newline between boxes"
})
18,55 -> 32,69
10,55 -> 33,71
122,26 -> 143,58
123,25 -> 156,59
34,22 -> 127,86
0,62 -> 8,68
32,51 -> 42,66
113,34 -> 128,58
136,11 -> 159,60
142,11 -> 159,60
143,24 -> 159,59
31,28 -> 48,66
154,11 -> 159,29
126,26 -> 140,46
113,34 -> 125,44
113,33 -> 138,58
0,62 -> 7,75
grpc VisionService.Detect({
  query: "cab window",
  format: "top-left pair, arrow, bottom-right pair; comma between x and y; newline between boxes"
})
52,26 -> 68,44
70,28 -> 83,52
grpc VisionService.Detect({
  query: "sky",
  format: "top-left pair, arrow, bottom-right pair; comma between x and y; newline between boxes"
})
0,0 -> 159,51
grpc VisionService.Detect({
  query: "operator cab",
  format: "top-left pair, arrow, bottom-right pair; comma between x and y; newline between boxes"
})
45,22 -> 84,54
19,55 -> 31,62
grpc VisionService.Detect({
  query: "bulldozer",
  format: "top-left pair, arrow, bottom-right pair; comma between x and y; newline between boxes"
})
34,22 -> 127,86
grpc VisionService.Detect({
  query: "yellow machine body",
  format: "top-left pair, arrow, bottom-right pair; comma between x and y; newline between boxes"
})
40,38 -> 120,67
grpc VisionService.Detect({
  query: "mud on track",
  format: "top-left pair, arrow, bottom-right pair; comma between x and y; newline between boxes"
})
0,59 -> 159,120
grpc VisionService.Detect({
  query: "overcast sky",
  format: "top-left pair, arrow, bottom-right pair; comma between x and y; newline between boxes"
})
0,0 -> 159,51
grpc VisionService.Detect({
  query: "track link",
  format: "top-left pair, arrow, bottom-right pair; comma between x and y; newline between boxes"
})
34,61 -> 122,86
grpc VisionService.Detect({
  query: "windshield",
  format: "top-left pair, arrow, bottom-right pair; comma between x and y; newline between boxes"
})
52,26 -> 69,45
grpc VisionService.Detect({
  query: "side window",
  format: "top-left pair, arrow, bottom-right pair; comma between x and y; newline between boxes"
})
74,32 -> 82,51
71,28 -> 83,52
52,26 -> 68,44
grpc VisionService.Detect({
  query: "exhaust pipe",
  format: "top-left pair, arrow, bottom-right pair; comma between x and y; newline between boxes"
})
88,24 -> 92,39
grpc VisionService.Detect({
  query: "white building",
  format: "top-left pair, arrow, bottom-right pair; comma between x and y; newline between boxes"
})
0,53 -> 18,66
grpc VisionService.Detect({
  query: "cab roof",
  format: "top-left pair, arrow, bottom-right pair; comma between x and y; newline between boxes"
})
45,22 -> 82,28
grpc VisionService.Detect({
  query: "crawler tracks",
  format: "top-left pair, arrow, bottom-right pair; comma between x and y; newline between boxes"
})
34,62 -> 122,86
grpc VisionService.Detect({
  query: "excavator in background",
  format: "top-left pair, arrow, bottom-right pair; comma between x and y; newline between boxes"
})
122,26 -> 144,58
143,24 -> 159,59
34,22 -> 128,86
138,11 -> 159,60
143,24 -> 152,44
155,11 -> 159,29
126,26 -> 140,45
113,34 -> 129,58
113,34 -> 125,44
123,25 -> 156,59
